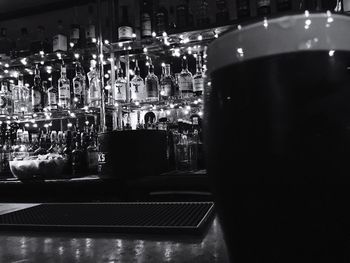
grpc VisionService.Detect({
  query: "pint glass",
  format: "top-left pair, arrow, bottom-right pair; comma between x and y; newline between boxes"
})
205,13 -> 350,262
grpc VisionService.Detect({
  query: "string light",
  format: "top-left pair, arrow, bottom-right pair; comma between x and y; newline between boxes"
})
118,42 -> 123,47
104,73 -> 110,79
85,121 -> 89,125
67,122 -> 73,128
4,63 -> 9,68
92,54 -> 97,59
33,123 -> 38,128
21,58 -> 27,65
143,47 -> 148,53
197,35 -> 203,41
70,42 -> 75,48
104,39 -> 110,45
74,53 -> 80,59
132,33 -> 136,38
152,32 -> 156,37
92,38 -> 97,43
135,101 -> 140,106
40,61 -> 44,65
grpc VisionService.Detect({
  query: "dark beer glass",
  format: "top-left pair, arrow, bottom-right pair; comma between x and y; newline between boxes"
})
205,13 -> 350,262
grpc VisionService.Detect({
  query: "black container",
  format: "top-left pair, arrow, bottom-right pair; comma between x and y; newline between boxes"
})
98,130 -> 168,180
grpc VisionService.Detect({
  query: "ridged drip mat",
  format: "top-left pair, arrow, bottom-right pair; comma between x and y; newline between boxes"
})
0,202 -> 215,234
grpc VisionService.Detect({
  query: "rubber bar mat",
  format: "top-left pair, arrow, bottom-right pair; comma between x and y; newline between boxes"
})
0,202 -> 215,234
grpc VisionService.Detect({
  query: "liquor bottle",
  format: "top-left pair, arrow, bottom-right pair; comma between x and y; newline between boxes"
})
15,28 -> 30,58
115,62 -> 127,103
87,60 -> 101,107
0,28 -> 12,59
30,26 -> 50,54
155,0 -> 169,35
58,62 -> 71,109
178,57 -> 193,98
70,6 -> 80,48
160,64 -> 175,99
53,20 -> 68,52
0,81 -> 9,115
196,0 -> 210,27
22,76 -> 31,114
32,65 -> 44,113
118,5 -> 133,41
105,74 -> 114,105
12,75 -> 22,114
193,55 -> 204,96
277,0 -> 292,11
86,130 -> 98,174
63,130 -> 72,175
72,62 -> 86,109
47,74 -> 58,110
216,0 -> 230,25
42,80 -> 49,109
145,59 -> 159,102
1,129 -> 12,176
48,130 -> 59,153
257,0 -> 271,16
236,0 -> 250,18
71,133 -> 85,176
86,4 -> 96,44
174,73 -> 181,98
176,0 -> 190,30
131,60 -> 146,102
141,0 -> 152,38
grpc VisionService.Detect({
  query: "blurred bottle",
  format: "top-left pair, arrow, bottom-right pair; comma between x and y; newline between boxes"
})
131,60 -> 146,102
155,0 -> 169,35
193,55 -> 204,96
176,0 -> 190,30
31,65 -> 44,113
72,62 -> 86,109
118,5 -> 133,41
178,57 -> 193,98
236,0 -> 251,18
87,60 -> 101,107
58,62 -> 71,109
216,0 -> 230,25
47,73 -> 58,110
86,4 -> 96,45
141,0 -> 153,38
160,64 -> 175,99
257,0 -> 271,16
31,25 -> 51,54
70,6 -> 81,48
115,61 -> 127,103
196,0 -> 210,27
53,20 -> 68,52
0,28 -> 13,59
145,59 -> 159,102
277,0 -> 292,11
15,28 -> 30,58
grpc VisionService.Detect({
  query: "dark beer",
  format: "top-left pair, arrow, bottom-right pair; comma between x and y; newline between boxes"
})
205,14 -> 350,262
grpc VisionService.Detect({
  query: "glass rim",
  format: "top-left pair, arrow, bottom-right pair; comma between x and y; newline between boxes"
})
207,13 -> 350,74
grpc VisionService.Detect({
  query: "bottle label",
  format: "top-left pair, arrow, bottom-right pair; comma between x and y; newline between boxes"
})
70,28 -> 80,40
115,83 -> 126,101
178,76 -> 193,92
32,90 -> 42,106
59,84 -> 70,99
131,81 -> 145,101
48,92 -> 57,105
98,152 -> 107,164
74,80 -> 83,95
86,25 -> 96,40
141,14 -> 152,37
193,78 -> 204,92
257,0 -> 271,7
53,34 -> 67,52
161,83 -> 172,97
118,26 -> 133,40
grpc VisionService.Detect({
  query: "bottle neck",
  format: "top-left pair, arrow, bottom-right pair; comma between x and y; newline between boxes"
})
196,57 -> 202,74
182,59 -> 188,71
61,68 -> 67,78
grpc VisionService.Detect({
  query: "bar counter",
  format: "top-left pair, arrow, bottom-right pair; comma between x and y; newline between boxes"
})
0,204 -> 229,263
